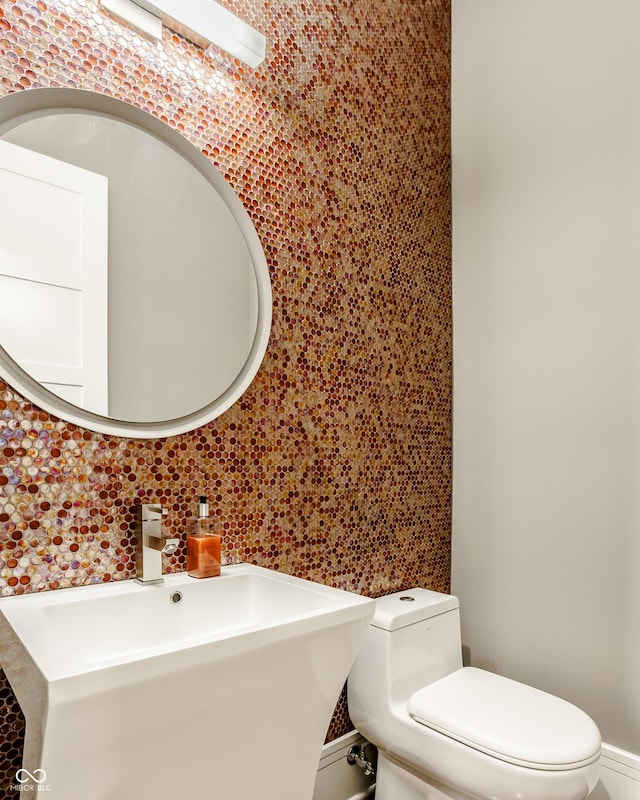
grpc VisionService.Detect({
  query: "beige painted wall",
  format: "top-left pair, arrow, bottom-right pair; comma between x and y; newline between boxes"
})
451,0 -> 640,753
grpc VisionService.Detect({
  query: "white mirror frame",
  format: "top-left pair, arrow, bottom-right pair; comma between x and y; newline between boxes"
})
0,89 -> 271,439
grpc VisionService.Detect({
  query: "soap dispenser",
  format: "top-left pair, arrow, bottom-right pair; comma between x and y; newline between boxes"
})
186,496 -> 222,578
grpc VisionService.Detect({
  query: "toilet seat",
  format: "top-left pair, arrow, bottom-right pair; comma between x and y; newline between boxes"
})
408,667 -> 601,771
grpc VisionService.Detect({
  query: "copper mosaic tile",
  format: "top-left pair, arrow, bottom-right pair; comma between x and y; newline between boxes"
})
0,0 -> 451,788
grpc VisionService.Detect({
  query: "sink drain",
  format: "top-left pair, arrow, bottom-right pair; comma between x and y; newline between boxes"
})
170,591 -> 183,604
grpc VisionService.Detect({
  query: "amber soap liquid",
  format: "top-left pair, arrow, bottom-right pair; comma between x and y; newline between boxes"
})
186,518 -> 221,578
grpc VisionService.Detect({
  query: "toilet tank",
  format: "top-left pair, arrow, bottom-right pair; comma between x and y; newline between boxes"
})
348,588 -> 463,720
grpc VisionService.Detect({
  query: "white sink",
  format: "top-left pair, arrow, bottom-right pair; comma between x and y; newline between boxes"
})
0,563 -> 374,799
8,565 -> 367,672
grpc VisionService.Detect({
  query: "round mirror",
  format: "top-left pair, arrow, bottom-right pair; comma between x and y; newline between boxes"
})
0,89 -> 271,438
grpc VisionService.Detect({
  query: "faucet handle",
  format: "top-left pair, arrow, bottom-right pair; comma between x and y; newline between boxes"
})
162,537 -> 179,556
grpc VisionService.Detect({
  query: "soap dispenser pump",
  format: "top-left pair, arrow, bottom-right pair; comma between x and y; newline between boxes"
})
186,496 -> 222,578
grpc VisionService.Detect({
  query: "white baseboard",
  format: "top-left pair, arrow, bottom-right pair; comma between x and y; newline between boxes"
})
588,743 -> 640,800
313,731 -> 375,800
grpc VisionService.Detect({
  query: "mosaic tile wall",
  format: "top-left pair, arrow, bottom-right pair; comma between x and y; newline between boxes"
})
0,0 -> 451,793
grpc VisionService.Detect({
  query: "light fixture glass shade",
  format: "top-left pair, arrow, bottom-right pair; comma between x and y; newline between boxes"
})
100,0 -> 266,67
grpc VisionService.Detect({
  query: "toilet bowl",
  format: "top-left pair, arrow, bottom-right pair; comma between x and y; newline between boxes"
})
347,588 -> 601,800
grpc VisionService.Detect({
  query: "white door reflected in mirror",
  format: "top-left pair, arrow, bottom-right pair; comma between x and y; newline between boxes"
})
0,139 -> 109,414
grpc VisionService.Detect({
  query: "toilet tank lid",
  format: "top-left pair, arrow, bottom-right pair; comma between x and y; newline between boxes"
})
372,588 -> 459,630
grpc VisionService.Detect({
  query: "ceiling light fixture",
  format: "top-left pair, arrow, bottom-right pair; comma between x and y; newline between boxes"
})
100,0 -> 266,67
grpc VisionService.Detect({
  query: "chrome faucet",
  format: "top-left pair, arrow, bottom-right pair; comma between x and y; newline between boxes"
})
135,503 -> 179,585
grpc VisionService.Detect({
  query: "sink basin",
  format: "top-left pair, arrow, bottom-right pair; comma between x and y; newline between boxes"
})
9,565 -> 368,672
0,563 -> 374,799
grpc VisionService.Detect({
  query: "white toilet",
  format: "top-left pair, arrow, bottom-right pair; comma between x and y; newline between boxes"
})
347,588 -> 601,800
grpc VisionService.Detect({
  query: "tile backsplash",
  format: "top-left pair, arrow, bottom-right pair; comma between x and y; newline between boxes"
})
0,0 -> 451,791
